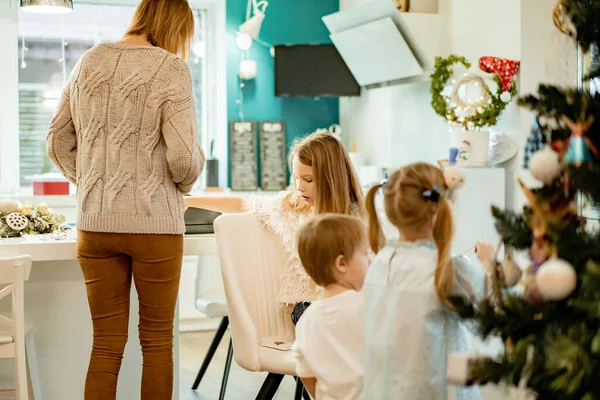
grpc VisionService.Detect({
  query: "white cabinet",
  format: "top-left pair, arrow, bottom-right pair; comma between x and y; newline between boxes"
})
377,167 -> 506,257
452,168 -> 505,258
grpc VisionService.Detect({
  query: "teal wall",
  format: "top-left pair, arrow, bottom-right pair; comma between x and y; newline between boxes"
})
226,0 -> 340,186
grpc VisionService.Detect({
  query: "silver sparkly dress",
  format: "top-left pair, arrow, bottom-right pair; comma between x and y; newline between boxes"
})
364,240 -> 484,400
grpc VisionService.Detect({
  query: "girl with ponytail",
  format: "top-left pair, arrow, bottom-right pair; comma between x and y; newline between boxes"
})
363,162 -> 494,400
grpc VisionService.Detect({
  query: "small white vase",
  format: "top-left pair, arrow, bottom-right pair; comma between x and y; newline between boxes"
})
451,130 -> 490,167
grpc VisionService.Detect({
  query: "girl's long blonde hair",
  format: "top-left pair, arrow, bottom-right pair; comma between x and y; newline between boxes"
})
366,162 -> 455,307
285,132 -> 365,217
126,0 -> 195,60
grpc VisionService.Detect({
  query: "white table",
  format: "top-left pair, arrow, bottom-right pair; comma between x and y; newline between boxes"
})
0,234 -> 217,400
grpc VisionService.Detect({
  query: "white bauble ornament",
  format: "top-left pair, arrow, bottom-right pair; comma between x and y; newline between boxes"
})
535,258 -> 577,301
501,255 -> 523,288
444,166 -> 465,190
530,147 -> 562,184
500,91 -> 512,102
5,213 -> 28,231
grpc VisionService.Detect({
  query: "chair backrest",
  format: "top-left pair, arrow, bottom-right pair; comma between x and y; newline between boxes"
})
214,213 -> 295,371
0,256 -> 32,341
0,256 -> 32,285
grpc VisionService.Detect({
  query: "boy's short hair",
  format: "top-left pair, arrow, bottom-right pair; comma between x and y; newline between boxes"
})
297,213 -> 367,287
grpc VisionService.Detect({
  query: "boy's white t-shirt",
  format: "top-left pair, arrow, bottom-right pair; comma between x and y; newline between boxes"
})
293,290 -> 364,400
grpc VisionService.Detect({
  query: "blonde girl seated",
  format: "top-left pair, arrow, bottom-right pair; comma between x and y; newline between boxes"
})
185,131 -> 364,322
363,162 -> 494,400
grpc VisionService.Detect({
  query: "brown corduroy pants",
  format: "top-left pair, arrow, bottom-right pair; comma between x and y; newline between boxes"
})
76,230 -> 183,400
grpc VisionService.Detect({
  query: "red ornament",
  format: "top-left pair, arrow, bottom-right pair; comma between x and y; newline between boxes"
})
478,56 -> 521,92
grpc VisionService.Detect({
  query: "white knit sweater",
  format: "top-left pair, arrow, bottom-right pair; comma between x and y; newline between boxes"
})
46,43 -> 205,234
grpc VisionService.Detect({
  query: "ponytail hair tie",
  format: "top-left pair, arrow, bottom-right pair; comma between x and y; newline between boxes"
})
379,173 -> 389,194
422,184 -> 441,202
381,172 -> 389,186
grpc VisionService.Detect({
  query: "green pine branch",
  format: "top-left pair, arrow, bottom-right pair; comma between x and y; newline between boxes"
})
562,0 -> 600,53
491,206 -> 532,249
585,65 -> 600,81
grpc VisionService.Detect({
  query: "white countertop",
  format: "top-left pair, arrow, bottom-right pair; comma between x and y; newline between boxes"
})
0,233 -> 217,261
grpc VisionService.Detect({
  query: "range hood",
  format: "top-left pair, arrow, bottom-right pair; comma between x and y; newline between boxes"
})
322,0 -> 448,89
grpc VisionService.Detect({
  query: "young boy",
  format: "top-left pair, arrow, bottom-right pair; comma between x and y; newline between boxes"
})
293,214 -> 370,400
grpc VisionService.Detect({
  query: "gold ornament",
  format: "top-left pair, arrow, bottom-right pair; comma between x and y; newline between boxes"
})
518,179 -> 576,240
394,0 -> 409,12
484,240 -> 505,314
553,1 -> 576,38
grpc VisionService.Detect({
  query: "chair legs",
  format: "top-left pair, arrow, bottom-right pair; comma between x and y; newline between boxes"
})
303,387 -> 311,400
192,316 -> 229,391
294,377 -> 304,400
25,332 -> 41,400
255,373 -> 284,400
294,377 -> 312,400
218,339 -> 233,400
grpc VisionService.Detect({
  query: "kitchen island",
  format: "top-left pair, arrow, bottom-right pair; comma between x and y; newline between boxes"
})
0,233 -> 217,400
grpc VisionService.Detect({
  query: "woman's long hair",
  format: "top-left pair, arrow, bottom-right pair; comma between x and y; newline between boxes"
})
126,0 -> 195,60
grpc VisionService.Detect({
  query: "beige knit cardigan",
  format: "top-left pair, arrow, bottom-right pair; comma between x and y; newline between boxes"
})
47,43 -> 205,234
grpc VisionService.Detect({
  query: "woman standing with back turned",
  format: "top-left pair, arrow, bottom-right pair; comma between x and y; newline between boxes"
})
46,0 -> 205,398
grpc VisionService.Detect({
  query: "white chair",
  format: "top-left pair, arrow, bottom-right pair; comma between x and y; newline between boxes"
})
191,296 -> 232,400
0,256 -> 41,400
214,213 -> 308,400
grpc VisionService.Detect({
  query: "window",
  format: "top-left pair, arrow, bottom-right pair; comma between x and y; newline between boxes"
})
12,3 -> 209,191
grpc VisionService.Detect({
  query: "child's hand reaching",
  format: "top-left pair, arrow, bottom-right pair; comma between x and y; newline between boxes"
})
475,242 -> 495,264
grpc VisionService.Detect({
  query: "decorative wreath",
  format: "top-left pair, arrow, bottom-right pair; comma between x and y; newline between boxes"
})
429,54 -> 518,130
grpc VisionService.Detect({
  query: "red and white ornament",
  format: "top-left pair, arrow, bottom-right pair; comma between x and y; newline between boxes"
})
479,56 -> 521,102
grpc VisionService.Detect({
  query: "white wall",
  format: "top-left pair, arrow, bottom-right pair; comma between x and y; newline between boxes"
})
339,0 -> 452,171
340,0 -> 522,169
340,0 -> 577,211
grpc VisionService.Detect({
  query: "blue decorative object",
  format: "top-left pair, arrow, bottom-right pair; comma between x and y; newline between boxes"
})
449,147 -> 459,165
565,136 -> 593,166
523,117 -> 546,168
562,114 -> 597,167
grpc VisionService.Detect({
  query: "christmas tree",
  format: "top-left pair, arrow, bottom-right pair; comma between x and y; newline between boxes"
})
450,1 -> 600,399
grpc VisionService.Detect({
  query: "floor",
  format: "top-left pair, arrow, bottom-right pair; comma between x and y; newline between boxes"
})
179,331 -> 505,400
180,331 -> 297,400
